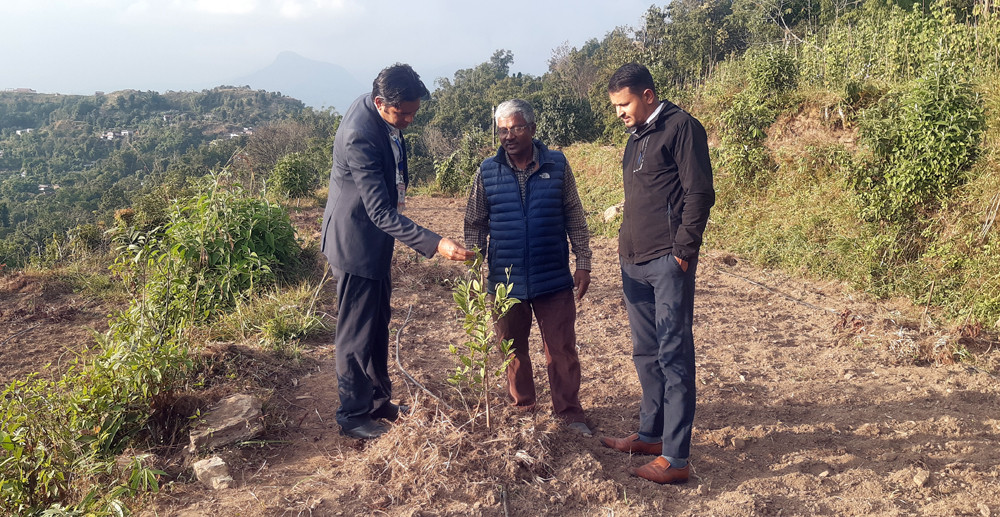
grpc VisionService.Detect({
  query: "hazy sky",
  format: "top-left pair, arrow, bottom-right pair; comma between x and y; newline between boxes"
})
2,0 -> 656,96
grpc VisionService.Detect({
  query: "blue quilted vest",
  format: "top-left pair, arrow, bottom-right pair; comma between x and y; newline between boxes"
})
481,142 -> 574,300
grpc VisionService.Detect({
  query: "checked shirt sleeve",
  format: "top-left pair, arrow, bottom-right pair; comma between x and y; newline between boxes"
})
563,163 -> 592,271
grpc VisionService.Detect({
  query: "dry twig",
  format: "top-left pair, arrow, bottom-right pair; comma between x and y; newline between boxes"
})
981,192 -> 1000,241
0,323 -> 41,347
394,304 -> 455,411
713,266 -> 838,314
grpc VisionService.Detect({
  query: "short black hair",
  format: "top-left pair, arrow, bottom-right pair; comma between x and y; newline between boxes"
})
372,63 -> 429,107
608,63 -> 657,97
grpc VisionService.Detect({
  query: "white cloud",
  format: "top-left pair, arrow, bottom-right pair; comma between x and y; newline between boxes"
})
276,0 -> 359,19
4,0 -> 125,14
124,1 -> 151,16
156,0 -> 359,19
278,0 -> 304,18
180,0 -> 259,15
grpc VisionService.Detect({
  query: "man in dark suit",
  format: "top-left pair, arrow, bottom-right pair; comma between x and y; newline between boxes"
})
321,63 -> 473,439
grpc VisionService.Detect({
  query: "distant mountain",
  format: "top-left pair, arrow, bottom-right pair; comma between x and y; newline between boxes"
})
233,51 -> 364,112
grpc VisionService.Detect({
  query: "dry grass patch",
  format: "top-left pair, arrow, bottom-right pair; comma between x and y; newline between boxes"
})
336,401 -> 561,514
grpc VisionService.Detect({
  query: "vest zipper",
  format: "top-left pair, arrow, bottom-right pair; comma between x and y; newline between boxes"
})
522,169 -> 531,298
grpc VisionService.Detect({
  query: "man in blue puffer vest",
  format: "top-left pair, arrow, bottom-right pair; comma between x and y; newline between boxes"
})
464,99 -> 593,435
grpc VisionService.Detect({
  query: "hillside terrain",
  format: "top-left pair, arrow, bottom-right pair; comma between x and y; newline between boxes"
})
7,195 -> 996,516
0,88 -> 335,269
2,3 -> 999,514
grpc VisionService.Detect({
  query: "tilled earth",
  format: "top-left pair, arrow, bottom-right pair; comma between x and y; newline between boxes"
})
3,195 -> 999,517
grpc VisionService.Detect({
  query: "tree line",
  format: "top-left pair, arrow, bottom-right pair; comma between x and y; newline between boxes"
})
0,87 -> 338,267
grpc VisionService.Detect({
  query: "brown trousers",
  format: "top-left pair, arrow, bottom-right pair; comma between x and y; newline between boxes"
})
494,287 -> 585,422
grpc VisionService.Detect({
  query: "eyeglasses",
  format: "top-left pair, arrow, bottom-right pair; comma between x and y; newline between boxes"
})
497,124 -> 531,137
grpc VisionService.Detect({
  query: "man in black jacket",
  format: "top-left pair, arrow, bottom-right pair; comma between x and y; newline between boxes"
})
321,64 -> 472,440
599,63 -> 715,484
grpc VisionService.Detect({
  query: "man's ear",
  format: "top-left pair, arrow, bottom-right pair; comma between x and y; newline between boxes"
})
374,96 -> 385,111
642,88 -> 656,105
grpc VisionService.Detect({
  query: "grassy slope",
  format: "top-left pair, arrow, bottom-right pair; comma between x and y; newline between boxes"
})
562,72 -> 1000,333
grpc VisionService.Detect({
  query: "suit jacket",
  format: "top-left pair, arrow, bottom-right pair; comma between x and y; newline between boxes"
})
321,94 -> 440,279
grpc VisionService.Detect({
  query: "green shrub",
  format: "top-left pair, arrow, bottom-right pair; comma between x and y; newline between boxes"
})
853,58 -> 985,222
268,152 -> 319,199
0,317 -> 186,514
434,129 -> 491,196
67,223 -> 106,254
449,251 -> 518,429
434,152 -> 471,196
713,47 -> 799,187
718,92 -> 778,185
535,95 -> 598,147
113,172 -> 301,323
0,171 -> 304,514
800,1 -> 1000,94
745,46 -> 799,96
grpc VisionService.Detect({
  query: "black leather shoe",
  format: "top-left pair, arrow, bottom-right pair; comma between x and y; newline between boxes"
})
371,403 -> 410,422
340,421 -> 388,439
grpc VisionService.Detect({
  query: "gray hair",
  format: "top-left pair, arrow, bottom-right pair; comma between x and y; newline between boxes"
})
494,99 -> 535,124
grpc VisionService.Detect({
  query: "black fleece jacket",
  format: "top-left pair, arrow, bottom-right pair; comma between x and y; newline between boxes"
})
619,101 -> 715,264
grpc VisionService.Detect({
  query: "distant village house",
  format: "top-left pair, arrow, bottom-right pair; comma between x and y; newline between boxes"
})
103,130 -> 133,140
227,127 -> 254,139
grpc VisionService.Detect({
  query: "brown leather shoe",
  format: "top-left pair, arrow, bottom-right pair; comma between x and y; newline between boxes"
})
600,433 -> 662,455
630,456 -> 690,484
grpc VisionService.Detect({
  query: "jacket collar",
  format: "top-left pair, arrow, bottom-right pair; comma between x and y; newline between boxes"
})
631,101 -> 678,139
361,94 -> 402,137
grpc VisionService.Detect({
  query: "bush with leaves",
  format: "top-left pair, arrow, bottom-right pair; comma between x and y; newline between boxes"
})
0,171 -> 305,515
852,58 -> 985,223
0,249 -> 190,514
434,129 -> 491,196
799,1 -> 1000,94
745,46 -> 799,96
268,152 -> 320,199
535,94 -> 598,147
716,46 -> 798,186
114,172 -> 301,323
718,92 -> 778,186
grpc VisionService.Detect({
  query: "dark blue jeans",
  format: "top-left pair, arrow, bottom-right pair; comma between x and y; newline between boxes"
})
333,268 -> 393,430
620,253 -> 697,459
